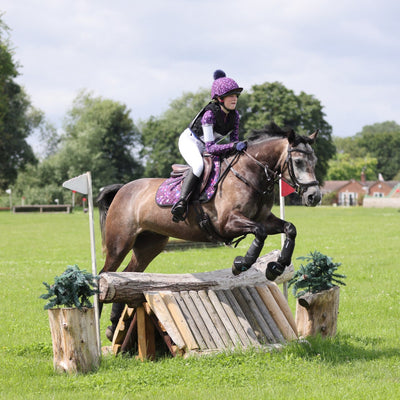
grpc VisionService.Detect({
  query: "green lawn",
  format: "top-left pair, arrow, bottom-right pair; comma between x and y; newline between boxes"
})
0,206 -> 399,399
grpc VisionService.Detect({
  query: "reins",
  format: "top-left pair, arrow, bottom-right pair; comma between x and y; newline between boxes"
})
217,141 -> 319,197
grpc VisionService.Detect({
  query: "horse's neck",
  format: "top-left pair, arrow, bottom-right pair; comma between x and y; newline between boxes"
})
248,138 -> 288,172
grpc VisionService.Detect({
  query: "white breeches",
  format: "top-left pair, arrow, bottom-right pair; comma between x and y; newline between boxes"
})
178,128 -> 204,178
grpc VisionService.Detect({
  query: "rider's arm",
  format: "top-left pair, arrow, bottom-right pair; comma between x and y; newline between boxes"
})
229,110 -> 240,142
201,111 -> 235,156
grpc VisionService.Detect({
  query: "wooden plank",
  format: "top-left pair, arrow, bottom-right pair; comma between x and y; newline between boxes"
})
266,282 -> 298,336
198,290 -> 232,348
215,290 -> 253,347
189,290 -> 225,349
173,292 -> 207,350
256,285 -> 297,341
223,289 -> 260,346
238,287 -> 275,344
120,312 -> 138,353
248,286 -> 285,343
208,290 -> 242,347
180,291 -> 215,349
111,305 -> 135,350
160,291 -> 198,350
231,287 -> 265,342
136,305 -> 155,361
144,292 -> 186,350
143,303 -> 178,357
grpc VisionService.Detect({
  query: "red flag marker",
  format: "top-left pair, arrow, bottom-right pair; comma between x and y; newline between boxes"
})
281,180 -> 295,197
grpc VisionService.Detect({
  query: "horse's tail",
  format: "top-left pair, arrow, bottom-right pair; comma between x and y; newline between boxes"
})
96,183 -> 124,252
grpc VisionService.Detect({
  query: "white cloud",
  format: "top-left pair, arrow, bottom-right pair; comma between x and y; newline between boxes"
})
1,0 -> 400,142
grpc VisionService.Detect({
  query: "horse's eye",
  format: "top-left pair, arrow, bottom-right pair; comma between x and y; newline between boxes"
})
294,159 -> 303,167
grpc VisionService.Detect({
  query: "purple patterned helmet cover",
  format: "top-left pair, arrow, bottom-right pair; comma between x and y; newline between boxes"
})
211,71 -> 243,99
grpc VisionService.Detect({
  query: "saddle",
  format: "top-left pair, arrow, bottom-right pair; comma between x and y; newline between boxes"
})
155,155 -> 220,207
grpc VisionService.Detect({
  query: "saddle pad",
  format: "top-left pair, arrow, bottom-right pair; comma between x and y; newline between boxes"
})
156,160 -> 220,207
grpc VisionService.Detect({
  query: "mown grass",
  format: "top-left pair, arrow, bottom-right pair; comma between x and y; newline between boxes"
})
0,206 -> 399,399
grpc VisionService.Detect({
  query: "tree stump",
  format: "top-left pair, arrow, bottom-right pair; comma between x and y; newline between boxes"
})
48,307 -> 100,374
295,286 -> 340,338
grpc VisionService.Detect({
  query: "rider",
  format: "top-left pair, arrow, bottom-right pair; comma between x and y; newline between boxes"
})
171,70 -> 247,222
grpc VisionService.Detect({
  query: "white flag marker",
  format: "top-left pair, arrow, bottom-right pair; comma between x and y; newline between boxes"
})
62,173 -> 89,195
63,172 -> 101,355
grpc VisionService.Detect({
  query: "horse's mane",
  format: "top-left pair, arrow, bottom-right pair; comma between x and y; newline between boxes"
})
248,122 -> 313,146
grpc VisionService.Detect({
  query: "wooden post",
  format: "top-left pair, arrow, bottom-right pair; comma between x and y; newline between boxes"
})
48,307 -> 100,374
295,286 -> 340,338
136,305 -> 156,361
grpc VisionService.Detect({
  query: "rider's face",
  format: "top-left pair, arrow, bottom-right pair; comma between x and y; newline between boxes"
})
219,94 -> 238,111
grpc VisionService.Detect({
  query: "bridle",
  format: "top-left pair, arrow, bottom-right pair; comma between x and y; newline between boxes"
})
221,142 -> 319,196
282,145 -> 319,196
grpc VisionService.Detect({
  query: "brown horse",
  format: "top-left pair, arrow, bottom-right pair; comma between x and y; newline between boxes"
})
96,123 -> 321,338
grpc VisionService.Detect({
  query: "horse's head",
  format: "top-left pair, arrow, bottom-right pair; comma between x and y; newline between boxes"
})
246,123 -> 321,206
284,129 -> 321,206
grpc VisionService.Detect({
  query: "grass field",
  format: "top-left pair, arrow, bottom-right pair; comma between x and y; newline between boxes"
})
0,206 -> 399,399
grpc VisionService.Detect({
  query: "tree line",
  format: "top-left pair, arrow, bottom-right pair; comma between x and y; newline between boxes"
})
1,15 -> 399,206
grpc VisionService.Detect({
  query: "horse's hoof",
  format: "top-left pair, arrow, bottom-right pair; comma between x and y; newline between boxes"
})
232,256 -> 250,276
106,326 -> 115,342
266,261 -> 285,281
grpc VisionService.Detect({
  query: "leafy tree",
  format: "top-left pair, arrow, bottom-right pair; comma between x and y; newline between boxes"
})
140,89 -> 209,177
140,83 -> 335,184
57,91 -> 143,190
0,15 -> 38,190
356,122 -> 400,180
334,121 -> 400,180
12,91 -> 143,203
243,82 -> 336,184
326,153 -> 378,180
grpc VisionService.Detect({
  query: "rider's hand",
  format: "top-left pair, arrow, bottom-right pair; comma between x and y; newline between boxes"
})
235,141 -> 247,152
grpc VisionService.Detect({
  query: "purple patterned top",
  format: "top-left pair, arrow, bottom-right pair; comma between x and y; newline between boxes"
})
201,109 -> 240,156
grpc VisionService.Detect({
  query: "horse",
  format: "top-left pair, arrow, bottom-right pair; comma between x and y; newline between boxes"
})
96,123 -> 321,339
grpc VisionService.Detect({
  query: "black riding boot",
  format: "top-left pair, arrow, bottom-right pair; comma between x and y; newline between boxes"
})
171,169 -> 200,222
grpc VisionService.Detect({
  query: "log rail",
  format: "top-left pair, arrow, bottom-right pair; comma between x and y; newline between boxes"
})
99,250 -> 294,308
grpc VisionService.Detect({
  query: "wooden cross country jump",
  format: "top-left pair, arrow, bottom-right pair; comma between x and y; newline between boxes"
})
99,250 -> 298,359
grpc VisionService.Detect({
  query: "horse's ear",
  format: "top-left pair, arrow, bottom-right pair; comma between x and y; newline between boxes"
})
287,129 -> 296,145
308,129 -> 319,144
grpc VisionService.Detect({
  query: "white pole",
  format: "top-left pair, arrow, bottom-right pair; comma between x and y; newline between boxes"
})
86,172 -> 101,356
279,179 -> 288,300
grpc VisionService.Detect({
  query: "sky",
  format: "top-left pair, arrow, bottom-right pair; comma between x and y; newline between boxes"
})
2,0 -> 400,152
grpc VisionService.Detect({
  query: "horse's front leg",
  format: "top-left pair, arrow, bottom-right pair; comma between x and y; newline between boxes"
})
221,211 -> 268,275
232,232 -> 267,275
265,219 -> 297,281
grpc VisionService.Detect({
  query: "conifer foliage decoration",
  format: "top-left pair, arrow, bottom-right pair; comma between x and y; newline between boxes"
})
40,265 -> 99,309
288,251 -> 346,298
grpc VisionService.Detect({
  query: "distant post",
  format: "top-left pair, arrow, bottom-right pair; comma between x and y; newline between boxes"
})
6,189 -> 12,212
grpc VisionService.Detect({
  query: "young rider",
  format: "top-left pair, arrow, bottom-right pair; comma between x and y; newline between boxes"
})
171,70 -> 247,222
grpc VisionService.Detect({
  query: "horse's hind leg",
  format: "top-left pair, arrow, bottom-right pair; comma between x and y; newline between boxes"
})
106,231 -> 169,341
125,231 -> 170,273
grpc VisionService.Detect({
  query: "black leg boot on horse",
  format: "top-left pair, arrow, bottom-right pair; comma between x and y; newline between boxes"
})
171,169 -> 200,222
